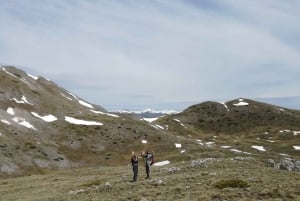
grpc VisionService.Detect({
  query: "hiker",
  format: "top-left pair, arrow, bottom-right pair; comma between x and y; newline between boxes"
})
131,151 -> 138,182
141,150 -> 154,179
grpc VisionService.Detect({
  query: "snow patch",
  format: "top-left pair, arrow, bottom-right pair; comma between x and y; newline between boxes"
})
279,130 -> 300,136
7,107 -> 15,115
230,149 -> 252,155
27,73 -> 38,80
180,123 -> 187,128
67,92 -> 78,99
293,131 -> 300,136
251,145 -> 266,152
64,116 -> 103,126
153,160 -> 170,166
1,120 -> 10,125
173,119 -> 187,128
196,139 -> 204,145
279,129 -> 291,133
67,92 -> 94,109
141,140 -> 147,144
90,110 -> 119,118
293,146 -> 300,150
230,149 -> 243,153
143,117 -> 158,123
233,101 -> 249,106
31,112 -> 57,122
12,117 -> 36,130
12,96 -> 33,105
180,150 -> 186,154
219,102 -> 229,111
78,100 -> 93,109
155,124 -> 164,129
2,67 -> 18,78
220,146 -> 231,149
174,119 -> 181,122
60,93 -> 73,101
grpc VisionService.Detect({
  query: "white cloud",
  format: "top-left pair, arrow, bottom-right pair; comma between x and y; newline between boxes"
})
0,0 -> 299,109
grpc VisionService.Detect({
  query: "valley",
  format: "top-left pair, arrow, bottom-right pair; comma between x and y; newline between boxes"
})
0,66 -> 299,200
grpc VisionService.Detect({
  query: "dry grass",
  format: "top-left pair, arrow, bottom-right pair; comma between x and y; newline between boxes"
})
0,156 -> 299,201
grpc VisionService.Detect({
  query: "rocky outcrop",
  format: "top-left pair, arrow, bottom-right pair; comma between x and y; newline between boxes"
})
268,158 -> 300,172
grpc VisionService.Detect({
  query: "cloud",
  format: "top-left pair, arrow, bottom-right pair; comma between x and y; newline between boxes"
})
0,0 -> 299,109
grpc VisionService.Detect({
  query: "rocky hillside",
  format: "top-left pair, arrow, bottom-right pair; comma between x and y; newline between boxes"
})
0,66 -> 187,177
157,98 -> 300,133
155,98 -> 300,134
154,98 -> 300,160
1,66 -> 299,179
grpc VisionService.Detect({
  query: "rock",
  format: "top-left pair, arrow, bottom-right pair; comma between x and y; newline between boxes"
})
266,159 -> 275,167
167,167 -> 180,173
0,159 -> 20,174
153,179 -> 165,186
190,158 -> 219,168
232,156 -> 252,161
275,158 -> 300,172
69,189 -> 85,195
105,182 -> 112,187
294,161 -> 300,171
279,159 -> 294,171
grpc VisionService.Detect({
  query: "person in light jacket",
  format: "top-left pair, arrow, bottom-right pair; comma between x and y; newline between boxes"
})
141,150 -> 153,179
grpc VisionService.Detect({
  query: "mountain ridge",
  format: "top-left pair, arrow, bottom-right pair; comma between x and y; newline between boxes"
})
1,66 -> 299,179
156,97 -> 300,134
0,66 -> 185,177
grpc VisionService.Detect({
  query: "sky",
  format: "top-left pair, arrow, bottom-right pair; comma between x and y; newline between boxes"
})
0,0 -> 299,110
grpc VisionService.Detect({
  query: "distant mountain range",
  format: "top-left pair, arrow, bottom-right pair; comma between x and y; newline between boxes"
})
107,96 -> 300,115
112,96 -> 300,119
114,108 -> 178,118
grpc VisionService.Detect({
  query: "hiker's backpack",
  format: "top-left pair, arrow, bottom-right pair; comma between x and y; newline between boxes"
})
150,152 -> 154,165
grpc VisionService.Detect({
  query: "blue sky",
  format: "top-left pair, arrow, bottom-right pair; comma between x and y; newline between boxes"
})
0,0 -> 299,110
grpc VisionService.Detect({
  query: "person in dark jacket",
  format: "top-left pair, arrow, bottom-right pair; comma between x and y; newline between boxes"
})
141,150 -> 153,179
131,151 -> 138,182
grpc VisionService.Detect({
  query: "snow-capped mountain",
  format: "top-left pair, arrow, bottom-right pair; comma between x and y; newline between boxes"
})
113,108 -> 178,118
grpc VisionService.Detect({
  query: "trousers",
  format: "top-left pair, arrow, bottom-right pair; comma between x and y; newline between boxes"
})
133,165 -> 138,181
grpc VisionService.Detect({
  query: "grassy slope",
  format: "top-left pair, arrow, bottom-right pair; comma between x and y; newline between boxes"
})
0,157 -> 299,201
1,67 -> 299,200
1,66 -> 198,175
